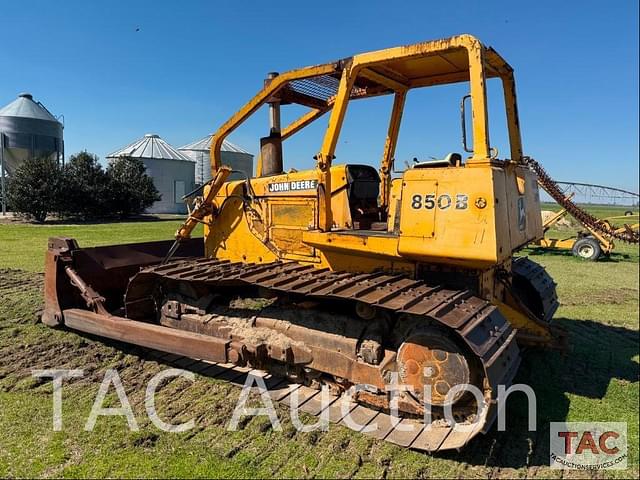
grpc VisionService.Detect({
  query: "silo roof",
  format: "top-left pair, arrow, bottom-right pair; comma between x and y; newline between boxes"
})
107,133 -> 193,161
0,93 -> 60,123
179,134 -> 251,155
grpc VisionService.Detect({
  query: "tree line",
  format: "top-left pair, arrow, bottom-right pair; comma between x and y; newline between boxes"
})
6,152 -> 161,222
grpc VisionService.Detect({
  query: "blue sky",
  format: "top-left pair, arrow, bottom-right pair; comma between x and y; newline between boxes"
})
1,0 -> 638,191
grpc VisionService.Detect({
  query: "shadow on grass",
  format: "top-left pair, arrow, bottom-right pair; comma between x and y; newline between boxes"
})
444,316 -> 639,468
525,247 -> 634,263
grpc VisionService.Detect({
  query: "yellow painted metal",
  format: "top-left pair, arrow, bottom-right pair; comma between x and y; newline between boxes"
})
466,39 -> 491,161
495,300 -> 553,342
202,34 -> 543,269
501,72 -> 524,161
205,162 -> 542,269
174,166 -> 231,241
615,223 -> 639,232
317,62 -> 357,231
209,34 -> 524,187
281,107 -> 329,141
542,206 -> 571,230
536,237 -> 579,250
394,164 -> 541,267
359,68 -> 408,92
209,62 -> 340,174
380,91 -> 406,210
195,35 -> 554,345
533,194 -> 638,256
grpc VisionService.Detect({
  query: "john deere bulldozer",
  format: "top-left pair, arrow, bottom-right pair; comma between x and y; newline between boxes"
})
43,35 -> 566,451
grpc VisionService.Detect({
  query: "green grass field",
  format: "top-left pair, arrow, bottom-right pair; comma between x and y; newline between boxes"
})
0,215 -> 638,478
540,202 -> 637,220
0,218 -> 202,273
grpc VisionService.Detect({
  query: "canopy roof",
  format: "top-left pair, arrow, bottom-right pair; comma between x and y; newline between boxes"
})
107,133 -> 192,161
275,35 -> 513,110
179,135 -> 250,155
0,93 -> 60,123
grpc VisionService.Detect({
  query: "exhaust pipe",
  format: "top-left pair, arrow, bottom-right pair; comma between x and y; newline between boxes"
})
261,72 -> 283,176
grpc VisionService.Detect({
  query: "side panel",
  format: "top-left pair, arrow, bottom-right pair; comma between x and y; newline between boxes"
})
397,166 -> 499,267
507,166 -> 543,248
398,179 -> 438,238
205,182 -> 277,263
269,200 -> 317,260
205,163 -> 543,270
494,165 -> 543,255
205,168 -> 347,263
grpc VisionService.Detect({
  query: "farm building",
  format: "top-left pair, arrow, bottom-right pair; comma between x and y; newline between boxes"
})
107,134 -> 194,214
0,93 -> 64,214
178,135 -> 253,185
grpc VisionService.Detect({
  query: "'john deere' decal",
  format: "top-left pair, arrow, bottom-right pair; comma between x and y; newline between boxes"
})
268,180 -> 318,193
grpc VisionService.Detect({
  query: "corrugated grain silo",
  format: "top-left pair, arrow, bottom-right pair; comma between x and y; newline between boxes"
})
0,93 -> 64,214
107,134 -> 195,214
178,135 -> 253,185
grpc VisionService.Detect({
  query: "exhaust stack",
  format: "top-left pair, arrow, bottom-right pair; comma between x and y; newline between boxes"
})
260,72 -> 283,176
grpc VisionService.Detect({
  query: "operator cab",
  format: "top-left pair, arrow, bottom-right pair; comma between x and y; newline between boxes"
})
343,155 -> 462,232
345,164 -> 386,230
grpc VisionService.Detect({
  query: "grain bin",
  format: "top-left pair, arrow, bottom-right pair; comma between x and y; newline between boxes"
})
178,135 -> 253,185
107,134 -> 195,214
0,93 -> 64,214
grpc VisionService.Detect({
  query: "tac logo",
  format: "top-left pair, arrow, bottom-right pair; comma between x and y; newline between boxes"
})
549,422 -> 627,470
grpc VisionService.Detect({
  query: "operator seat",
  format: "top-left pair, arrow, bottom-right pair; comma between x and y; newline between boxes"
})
345,165 -> 383,230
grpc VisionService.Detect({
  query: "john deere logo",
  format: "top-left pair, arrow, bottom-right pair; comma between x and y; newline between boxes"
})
268,180 -> 318,193
517,197 -> 526,231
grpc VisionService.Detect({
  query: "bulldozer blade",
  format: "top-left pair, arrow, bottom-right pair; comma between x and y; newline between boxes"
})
42,236 -> 203,327
63,309 -> 231,363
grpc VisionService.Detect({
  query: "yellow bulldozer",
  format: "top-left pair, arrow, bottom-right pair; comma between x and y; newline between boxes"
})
44,35 -> 571,452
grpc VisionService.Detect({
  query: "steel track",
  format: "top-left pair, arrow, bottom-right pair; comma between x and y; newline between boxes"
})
124,258 -> 522,451
141,348 -> 497,452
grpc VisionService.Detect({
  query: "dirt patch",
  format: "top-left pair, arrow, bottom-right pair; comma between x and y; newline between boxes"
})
561,287 -> 637,306
0,269 -> 44,325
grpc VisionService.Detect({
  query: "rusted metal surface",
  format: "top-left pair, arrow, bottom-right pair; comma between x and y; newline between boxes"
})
42,237 -> 203,325
124,259 -> 521,408
165,166 -> 231,263
42,238 -> 78,327
64,267 -> 109,315
64,309 -> 231,363
139,348 -> 496,452
397,332 -> 472,406
45,238 -> 522,451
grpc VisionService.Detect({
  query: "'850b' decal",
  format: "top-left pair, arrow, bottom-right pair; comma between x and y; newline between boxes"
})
411,193 -> 468,210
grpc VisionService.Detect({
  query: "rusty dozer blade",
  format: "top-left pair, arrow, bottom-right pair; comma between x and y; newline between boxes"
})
42,237 -> 203,327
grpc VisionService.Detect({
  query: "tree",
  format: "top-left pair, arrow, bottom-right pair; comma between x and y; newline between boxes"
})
59,151 -> 109,219
106,157 -> 160,218
6,155 -> 63,222
7,151 -> 161,222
